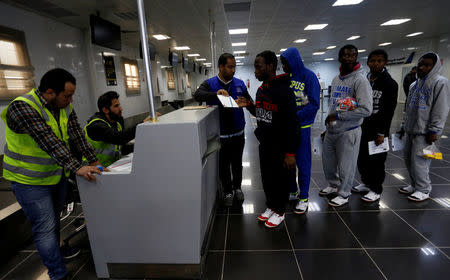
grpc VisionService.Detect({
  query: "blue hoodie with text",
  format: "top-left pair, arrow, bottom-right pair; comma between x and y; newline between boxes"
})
281,47 -> 320,126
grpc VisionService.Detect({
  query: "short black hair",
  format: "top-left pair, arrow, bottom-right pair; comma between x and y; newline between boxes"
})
368,49 -> 388,61
218,53 -> 235,66
412,66 -> 417,71
98,91 -> 120,112
256,50 -> 277,69
421,53 -> 438,65
338,44 -> 358,59
38,68 -> 76,94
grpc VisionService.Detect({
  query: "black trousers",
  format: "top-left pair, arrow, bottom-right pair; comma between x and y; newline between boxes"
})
259,144 -> 289,214
219,134 -> 245,194
357,131 -> 388,194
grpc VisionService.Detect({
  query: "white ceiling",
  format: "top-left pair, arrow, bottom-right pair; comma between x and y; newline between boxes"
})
2,0 -> 450,65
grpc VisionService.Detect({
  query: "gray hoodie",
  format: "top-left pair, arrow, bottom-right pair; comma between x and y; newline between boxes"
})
327,63 -> 373,134
404,52 -> 450,135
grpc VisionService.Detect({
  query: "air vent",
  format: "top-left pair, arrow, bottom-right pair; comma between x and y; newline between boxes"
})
7,0 -> 78,17
224,2 -> 251,13
113,11 -> 139,21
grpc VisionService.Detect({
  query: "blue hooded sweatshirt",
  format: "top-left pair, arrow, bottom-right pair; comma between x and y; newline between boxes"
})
281,47 -> 320,127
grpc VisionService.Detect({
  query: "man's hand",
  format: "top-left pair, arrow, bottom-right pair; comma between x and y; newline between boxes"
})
236,96 -> 250,108
375,135 -> 385,146
325,113 -> 337,125
284,155 -> 296,170
321,130 -> 327,141
217,89 -> 229,97
76,165 -> 102,182
426,133 -> 438,144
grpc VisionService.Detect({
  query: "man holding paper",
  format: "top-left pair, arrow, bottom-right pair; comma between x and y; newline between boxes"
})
194,53 -> 254,206
352,49 -> 398,202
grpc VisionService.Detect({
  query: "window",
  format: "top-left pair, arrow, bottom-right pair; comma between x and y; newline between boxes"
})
0,26 -> 35,100
166,68 -> 175,90
122,57 -> 140,94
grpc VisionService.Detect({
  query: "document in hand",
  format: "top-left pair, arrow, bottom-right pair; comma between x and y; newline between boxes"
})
217,95 -> 239,108
391,133 -> 405,151
368,137 -> 389,155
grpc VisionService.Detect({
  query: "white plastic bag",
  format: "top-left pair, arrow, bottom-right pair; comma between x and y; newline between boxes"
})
391,133 -> 405,151
419,143 -> 443,160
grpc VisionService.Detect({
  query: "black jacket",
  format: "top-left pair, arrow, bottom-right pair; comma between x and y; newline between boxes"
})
403,72 -> 416,97
85,112 -> 136,146
248,74 -> 299,154
362,69 -> 398,137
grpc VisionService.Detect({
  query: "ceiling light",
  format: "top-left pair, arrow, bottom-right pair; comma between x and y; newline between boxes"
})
233,50 -> 246,54
304,24 -> 328,30
313,52 -> 325,55
324,58 -> 334,61
406,32 -> 423,37
332,0 -> 363,6
187,54 -> 200,57
236,60 -> 241,63
347,35 -> 360,40
378,42 -> 392,46
102,52 -> 116,56
294,39 -> 307,43
232,42 -> 246,46
153,34 -> 170,40
280,48 -> 287,52
237,63 -> 244,66
381,19 -> 411,26
358,49 -> 366,53
174,46 -> 190,50
196,58 -> 206,61
235,56 -> 245,59
229,28 -> 248,35
327,45 -> 337,49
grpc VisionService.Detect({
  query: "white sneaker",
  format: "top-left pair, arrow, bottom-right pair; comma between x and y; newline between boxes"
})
294,199 -> 308,214
265,213 -> 285,228
329,195 -> 349,207
408,191 -> 430,202
398,185 -> 415,194
361,191 -> 381,202
257,208 -> 275,221
352,184 -> 370,193
319,186 -> 338,196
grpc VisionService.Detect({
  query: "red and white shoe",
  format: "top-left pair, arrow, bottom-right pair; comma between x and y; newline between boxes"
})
265,213 -> 285,228
257,208 -> 274,221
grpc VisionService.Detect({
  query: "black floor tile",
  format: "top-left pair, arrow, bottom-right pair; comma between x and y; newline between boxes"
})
382,172 -> 408,186
226,215 -> 291,250
339,211 -> 429,248
1,252 -> 47,280
70,257 -> 97,280
296,250 -> 384,280
208,215 -> 227,250
285,213 -> 360,249
202,252 -> 222,280
368,248 -> 450,280
0,252 -> 33,279
223,251 -> 301,280
396,210 -> 450,247
429,185 -> 450,197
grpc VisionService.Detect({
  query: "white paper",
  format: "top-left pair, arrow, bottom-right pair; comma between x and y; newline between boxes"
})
368,137 -> 389,155
313,136 -> 322,156
217,95 -> 239,108
391,133 -> 405,151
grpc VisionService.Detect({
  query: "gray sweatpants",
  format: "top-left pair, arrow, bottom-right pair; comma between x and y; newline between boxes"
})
404,134 -> 432,193
322,127 -> 362,198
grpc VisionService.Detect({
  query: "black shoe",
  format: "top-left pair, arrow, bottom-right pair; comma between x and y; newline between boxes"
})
235,189 -> 244,201
223,193 -> 234,207
61,244 -> 80,260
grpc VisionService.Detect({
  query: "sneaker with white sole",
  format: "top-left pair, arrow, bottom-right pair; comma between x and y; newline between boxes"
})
329,195 -> 349,207
235,189 -> 245,201
408,191 -> 430,202
289,191 -> 299,201
361,191 -> 381,202
265,213 -> 285,228
257,208 -> 275,221
223,193 -> 234,207
319,186 -> 338,196
398,185 -> 415,194
294,199 -> 308,214
352,184 -> 370,193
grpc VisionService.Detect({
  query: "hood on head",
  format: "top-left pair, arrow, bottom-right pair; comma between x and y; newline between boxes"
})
281,47 -> 304,74
419,52 -> 442,79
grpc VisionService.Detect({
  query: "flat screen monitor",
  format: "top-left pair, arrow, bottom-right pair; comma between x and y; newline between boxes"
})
139,41 -> 156,61
169,52 -> 178,67
90,15 -> 121,51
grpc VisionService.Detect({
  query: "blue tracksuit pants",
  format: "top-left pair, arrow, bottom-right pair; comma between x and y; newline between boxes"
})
289,126 -> 312,199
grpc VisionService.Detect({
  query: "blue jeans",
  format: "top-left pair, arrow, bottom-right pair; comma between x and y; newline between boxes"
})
11,178 -> 68,280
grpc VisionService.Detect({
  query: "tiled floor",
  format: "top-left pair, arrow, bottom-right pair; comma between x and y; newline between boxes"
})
2,101 -> 450,279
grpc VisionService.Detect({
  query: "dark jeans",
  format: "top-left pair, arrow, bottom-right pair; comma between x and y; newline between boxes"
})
357,132 -> 388,194
219,134 -> 245,194
259,144 -> 289,214
11,178 -> 68,280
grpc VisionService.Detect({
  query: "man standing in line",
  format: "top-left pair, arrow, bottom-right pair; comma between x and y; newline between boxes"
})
352,49 -> 398,202
194,53 -> 253,207
319,45 -> 373,207
280,47 -> 320,214
403,66 -> 417,97
398,52 -> 450,201
2,68 -> 102,280
237,50 -> 299,228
